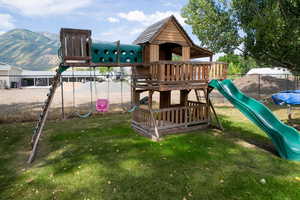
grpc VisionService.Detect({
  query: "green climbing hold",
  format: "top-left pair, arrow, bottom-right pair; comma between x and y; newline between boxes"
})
91,42 -> 142,64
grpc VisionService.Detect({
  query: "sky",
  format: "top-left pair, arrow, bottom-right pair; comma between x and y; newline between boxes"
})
0,0 -> 220,60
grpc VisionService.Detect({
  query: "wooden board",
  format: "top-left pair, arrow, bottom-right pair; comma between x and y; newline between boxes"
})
149,44 -> 159,62
182,47 -> 190,61
155,20 -> 189,44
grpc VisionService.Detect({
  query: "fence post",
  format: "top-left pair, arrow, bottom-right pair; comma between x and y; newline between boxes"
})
60,76 -> 65,119
258,74 -> 261,100
286,74 -> 289,91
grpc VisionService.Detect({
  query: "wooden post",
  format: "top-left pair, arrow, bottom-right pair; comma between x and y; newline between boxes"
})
209,98 -> 224,130
180,90 -> 189,106
149,90 -> 153,109
149,44 -> 159,62
288,105 -> 292,121
258,74 -> 261,100
160,91 -> 171,108
182,47 -> 190,61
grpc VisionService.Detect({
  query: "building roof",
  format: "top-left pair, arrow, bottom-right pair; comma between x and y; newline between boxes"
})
247,67 -> 291,75
133,17 -> 170,45
0,62 -> 22,71
21,70 -> 102,77
133,15 -> 213,58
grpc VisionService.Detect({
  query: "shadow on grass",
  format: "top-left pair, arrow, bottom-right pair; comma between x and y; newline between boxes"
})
217,113 -> 278,156
1,114 -> 300,199
0,100 -> 133,124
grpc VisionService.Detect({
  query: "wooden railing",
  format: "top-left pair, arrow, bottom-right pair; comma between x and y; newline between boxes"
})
149,61 -> 227,82
209,62 -> 227,80
132,104 -> 208,131
60,28 -> 92,65
187,100 -> 206,107
150,61 -> 210,82
132,108 -> 154,128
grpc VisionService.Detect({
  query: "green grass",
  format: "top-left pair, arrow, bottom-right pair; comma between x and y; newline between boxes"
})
1,107 -> 300,200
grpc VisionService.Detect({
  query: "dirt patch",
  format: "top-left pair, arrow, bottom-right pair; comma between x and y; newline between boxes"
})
235,139 -> 256,149
233,75 -> 296,94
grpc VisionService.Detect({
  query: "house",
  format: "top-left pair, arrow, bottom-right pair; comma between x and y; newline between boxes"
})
21,70 -> 103,87
0,62 -> 104,88
0,62 -> 22,88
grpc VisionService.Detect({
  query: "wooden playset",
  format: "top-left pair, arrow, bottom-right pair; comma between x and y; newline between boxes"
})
28,15 -> 227,163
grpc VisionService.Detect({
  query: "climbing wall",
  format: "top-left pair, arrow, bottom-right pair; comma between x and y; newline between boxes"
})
91,42 -> 143,64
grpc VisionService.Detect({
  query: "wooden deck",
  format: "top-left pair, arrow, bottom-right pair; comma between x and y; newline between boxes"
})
132,61 -> 227,91
132,101 -> 209,139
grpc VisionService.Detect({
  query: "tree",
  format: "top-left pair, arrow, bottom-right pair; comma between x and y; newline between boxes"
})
182,0 -> 300,72
217,54 -> 257,74
98,67 -> 113,74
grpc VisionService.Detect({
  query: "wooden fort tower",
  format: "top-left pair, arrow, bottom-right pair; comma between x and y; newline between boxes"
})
28,15 -> 227,163
130,16 -> 227,140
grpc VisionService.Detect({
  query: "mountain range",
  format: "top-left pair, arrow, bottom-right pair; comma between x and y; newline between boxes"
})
0,29 -> 60,71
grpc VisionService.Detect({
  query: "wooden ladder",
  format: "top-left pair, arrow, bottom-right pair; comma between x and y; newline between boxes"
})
27,66 -> 64,163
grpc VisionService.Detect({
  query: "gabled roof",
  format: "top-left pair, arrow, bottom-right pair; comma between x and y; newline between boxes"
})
133,17 -> 169,45
133,15 -> 193,45
133,15 -> 213,58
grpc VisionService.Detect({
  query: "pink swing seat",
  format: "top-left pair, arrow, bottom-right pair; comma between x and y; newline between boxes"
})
96,99 -> 109,112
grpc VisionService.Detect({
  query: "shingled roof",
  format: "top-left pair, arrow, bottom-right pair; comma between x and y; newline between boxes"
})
133,15 -> 213,58
133,17 -> 170,45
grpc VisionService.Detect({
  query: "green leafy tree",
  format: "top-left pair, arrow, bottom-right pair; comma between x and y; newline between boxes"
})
98,67 -> 113,74
217,54 -> 257,74
182,0 -> 300,72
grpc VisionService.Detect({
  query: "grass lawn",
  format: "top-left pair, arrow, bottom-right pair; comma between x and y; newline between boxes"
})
1,106 -> 300,200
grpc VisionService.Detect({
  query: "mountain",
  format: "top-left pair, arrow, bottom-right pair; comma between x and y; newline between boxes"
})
0,29 -> 60,71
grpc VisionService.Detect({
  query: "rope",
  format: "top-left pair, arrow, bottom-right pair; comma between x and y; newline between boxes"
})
72,67 -> 75,110
72,67 -> 93,118
121,75 -> 124,107
107,68 -> 110,100
89,67 -> 93,110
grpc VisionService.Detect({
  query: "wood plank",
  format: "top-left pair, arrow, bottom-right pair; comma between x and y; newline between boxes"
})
160,63 -> 165,81
166,64 -> 170,81
81,35 -> 86,57
175,109 -> 178,123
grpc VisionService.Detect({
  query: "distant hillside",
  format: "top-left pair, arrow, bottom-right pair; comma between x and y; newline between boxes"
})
0,29 -> 60,71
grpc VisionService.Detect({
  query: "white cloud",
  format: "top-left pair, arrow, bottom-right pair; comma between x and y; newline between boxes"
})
0,13 -> 15,32
118,10 -> 185,26
161,1 -> 181,8
101,31 -> 114,36
0,0 -> 92,16
107,17 -> 119,23
97,26 -> 142,43
129,28 -> 144,35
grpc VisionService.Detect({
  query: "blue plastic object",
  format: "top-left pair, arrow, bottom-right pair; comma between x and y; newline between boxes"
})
272,90 -> 300,105
91,42 -> 142,64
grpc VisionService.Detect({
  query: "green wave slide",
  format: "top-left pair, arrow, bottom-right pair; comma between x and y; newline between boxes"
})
209,79 -> 300,161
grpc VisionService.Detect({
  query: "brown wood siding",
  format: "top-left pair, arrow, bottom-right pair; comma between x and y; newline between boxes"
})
182,47 -> 190,61
149,44 -> 159,61
143,45 -> 150,63
155,21 -> 187,43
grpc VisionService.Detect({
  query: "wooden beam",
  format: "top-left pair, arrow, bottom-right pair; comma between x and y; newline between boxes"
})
182,47 -> 190,61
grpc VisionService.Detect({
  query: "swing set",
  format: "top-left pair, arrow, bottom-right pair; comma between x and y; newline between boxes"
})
28,16 -> 228,163
71,66 -> 111,117
72,41 -> 138,118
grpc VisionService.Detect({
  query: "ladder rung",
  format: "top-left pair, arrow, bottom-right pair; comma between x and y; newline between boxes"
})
28,68 -> 62,163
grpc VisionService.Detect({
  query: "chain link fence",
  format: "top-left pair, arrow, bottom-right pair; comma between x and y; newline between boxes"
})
1,73 -> 299,123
